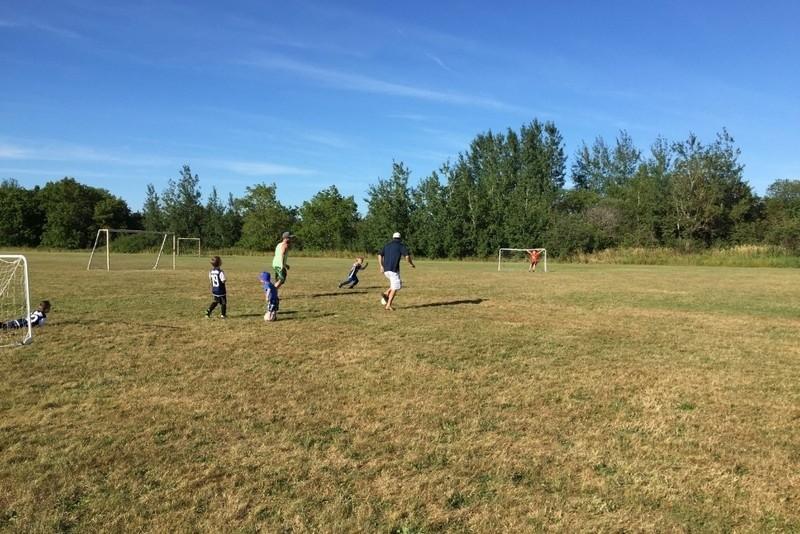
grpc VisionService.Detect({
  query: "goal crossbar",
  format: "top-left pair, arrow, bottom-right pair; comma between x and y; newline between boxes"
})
87,228 -> 176,270
497,248 -> 547,272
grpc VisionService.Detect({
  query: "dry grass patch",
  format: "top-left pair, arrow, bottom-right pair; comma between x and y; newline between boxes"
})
1,252 -> 799,531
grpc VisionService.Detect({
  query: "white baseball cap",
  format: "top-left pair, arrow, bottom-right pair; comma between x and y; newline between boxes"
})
392,232 -> 401,239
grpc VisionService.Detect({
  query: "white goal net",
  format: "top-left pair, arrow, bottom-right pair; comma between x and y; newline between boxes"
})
87,228 -> 175,270
497,248 -> 547,272
0,255 -> 33,347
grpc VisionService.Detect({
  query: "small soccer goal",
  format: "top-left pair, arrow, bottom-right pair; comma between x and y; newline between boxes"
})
177,237 -> 201,257
87,228 -> 175,271
497,248 -> 547,272
0,255 -> 33,347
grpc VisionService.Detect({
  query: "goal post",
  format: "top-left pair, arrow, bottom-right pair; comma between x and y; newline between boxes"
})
0,255 -> 33,347
176,237 -> 201,257
87,228 -> 175,271
497,248 -> 547,272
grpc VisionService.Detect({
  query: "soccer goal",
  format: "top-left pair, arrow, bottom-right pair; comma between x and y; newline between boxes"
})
497,248 -> 547,272
0,255 -> 33,347
177,237 -> 201,257
87,228 -> 176,271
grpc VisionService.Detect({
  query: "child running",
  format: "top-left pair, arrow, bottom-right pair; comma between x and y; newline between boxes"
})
259,271 -> 279,321
338,256 -> 369,289
1,300 -> 51,330
205,256 -> 227,318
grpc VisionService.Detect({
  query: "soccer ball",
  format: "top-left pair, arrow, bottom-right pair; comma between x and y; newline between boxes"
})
381,296 -> 387,305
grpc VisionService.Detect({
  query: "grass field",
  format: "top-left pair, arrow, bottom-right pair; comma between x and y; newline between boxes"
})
2,251 -> 799,532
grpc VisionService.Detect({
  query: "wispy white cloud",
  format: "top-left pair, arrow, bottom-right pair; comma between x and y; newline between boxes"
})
214,160 -> 315,177
0,139 -> 169,166
0,138 -> 317,178
224,16 -> 369,59
425,52 -> 456,74
242,55 -> 527,113
386,112 -> 431,122
197,106 -> 356,151
0,18 -> 81,39
0,143 -> 31,159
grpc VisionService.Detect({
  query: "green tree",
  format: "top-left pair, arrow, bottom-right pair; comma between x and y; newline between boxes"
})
93,196 -> 132,229
0,180 -> 43,246
667,130 -> 753,246
764,179 -> 800,250
615,137 -> 671,246
162,165 -> 203,238
221,193 -> 243,248
202,187 -> 227,249
361,162 -> 413,252
607,130 -> 641,195
142,183 -> 164,232
570,137 -> 611,192
37,177 -> 108,248
504,120 -> 566,249
297,185 -> 359,250
410,171 -> 449,258
236,183 -> 296,250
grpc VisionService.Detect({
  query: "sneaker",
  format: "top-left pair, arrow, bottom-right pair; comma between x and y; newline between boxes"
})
204,311 -> 210,318
220,315 -> 227,319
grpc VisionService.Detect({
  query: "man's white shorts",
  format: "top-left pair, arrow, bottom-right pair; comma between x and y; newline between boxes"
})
384,271 -> 402,290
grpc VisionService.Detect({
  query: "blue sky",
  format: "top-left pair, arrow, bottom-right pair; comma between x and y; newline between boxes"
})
2,0 -> 799,212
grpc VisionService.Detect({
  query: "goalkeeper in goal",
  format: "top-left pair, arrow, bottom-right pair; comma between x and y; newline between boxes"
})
527,249 -> 542,272
1,300 -> 51,330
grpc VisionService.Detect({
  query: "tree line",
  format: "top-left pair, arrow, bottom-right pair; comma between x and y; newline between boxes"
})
2,120 -> 799,256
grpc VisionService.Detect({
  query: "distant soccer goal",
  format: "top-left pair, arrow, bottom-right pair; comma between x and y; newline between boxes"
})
0,255 -> 33,347
177,237 -> 201,257
497,248 -> 547,272
87,228 -> 176,271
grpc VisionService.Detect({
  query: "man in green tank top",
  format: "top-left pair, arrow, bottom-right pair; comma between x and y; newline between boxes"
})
272,231 -> 294,288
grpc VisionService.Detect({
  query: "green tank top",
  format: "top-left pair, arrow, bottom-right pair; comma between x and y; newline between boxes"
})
272,242 -> 286,269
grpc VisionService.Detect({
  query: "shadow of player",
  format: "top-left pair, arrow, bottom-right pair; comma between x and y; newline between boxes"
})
405,298 -> 485,309
237,311 -> 297,318
310,290 -> 368,298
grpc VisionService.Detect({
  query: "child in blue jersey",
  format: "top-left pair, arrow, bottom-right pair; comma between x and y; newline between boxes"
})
338,257 -> 369,289
205,256 -> 227,318
259,271 -> 279,321
2,300 -> 51,330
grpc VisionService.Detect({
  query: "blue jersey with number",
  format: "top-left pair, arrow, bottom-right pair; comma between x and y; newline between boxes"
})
209,268 -> 227,296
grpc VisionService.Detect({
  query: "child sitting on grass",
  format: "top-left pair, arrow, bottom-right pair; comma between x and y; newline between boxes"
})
338,256 -> 368,289
1,300 -> 51,330
259,271 -> 279,321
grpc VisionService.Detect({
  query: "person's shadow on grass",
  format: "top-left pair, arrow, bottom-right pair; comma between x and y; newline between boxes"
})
309,290 -> 368,298
237,311 -> 297,318
405,299 -> 485,309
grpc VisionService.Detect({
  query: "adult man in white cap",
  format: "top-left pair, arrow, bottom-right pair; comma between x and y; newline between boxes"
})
378,231 -> 415,311
272,231 -> 294,289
